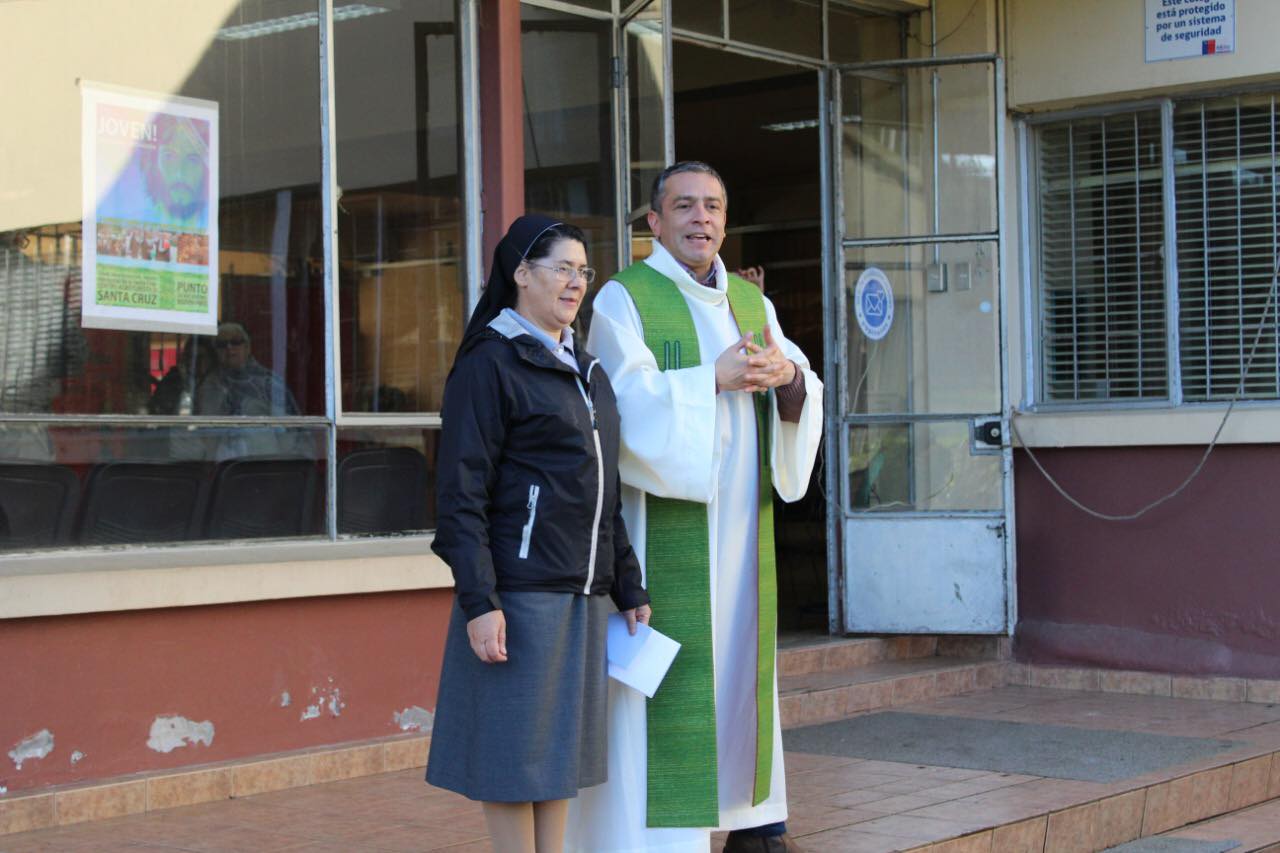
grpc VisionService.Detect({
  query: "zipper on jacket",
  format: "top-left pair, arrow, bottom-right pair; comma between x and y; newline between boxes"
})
575,360 -> 604,593
518,484 -> 540,559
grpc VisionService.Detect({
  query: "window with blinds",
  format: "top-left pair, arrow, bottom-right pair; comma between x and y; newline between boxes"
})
1036,111 -> 1168,403
1032,93 -> 1280,406
1175,95 -> 1280,402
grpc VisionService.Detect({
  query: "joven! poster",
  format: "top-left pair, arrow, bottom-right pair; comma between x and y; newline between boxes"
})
81,82 -> 219,334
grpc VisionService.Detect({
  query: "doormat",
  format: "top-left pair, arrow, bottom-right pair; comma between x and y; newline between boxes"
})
1103,841 -> 1240,853
782,712 -> 1240,783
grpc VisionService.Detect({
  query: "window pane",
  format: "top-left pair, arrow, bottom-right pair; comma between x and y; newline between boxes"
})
522,7 -> 618,321
336,2 -> 465,415
0,1 -> 324,416
627,2 -> 667,233
672,0 -> 722,37
553,0 -> 612,11
829,3 -> 908,64
845,242 -> 1000,416
841,63 -> 996,240
847,421 -> 1002,513
729,0 -> 821,59
337,428 -> 438,535
0,423 -> 327,552
1175,95 -> 1280,401
1036,112 -> 1168,403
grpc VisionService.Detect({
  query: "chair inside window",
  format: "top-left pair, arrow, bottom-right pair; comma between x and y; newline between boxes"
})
337,447 -> 428,534
204,457 -> 321,541
77,462 -> 208,545
0,463 -> 81,549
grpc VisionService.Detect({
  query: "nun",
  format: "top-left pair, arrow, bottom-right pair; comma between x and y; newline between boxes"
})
426,215 -> 651,853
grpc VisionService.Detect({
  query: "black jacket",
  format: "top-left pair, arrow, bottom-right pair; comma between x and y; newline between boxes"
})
432,312 -> 648,620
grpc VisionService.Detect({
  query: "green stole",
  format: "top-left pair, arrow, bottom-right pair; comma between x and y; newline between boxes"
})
612,261 -> 779,828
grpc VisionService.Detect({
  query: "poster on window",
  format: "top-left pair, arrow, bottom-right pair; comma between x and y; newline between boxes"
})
80,82 -> 219,334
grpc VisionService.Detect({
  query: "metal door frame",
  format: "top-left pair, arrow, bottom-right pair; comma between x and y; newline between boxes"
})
824,53 -> 1015,635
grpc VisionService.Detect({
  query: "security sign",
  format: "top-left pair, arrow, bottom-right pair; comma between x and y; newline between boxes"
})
854,267 -> 894,341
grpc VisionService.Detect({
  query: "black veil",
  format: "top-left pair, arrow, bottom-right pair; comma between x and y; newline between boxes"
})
458,214 -> 562,347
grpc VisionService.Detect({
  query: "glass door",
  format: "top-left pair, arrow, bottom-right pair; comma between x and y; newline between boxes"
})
617,0 -> 670,265
831,55 -> 1012,633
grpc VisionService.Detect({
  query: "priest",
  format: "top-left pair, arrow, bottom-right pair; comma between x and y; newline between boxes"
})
567,162 -> 823,853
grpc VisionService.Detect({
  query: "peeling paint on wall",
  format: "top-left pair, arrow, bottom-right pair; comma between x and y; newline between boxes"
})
280,691 -> 291,708
8,730 -> 54,770
146,716 -> 214,753
0,785 -> 8,795
300,683 -> 345,721
393,706 -> 434,733
70,751 -> 85,764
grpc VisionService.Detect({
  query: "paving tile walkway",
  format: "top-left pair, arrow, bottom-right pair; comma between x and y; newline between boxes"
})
3,685 -> 1279,852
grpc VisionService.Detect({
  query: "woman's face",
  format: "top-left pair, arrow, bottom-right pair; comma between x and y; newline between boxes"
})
514,238 -> 589,337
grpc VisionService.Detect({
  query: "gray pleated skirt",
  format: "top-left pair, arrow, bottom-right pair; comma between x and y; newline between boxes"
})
426,590 -> 610,802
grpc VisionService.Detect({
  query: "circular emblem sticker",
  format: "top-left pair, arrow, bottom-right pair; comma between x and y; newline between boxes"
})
854,267 -> 894,341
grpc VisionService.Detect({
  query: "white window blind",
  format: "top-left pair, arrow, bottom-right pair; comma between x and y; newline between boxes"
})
1175,95 -> 1280,401
1036,111 -> 1168,403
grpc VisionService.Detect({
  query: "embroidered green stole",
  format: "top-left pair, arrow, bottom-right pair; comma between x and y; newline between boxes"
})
613,261 -> 778,827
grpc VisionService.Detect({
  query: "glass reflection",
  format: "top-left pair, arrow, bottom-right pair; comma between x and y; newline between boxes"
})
673,0 -> 722,36
845,242 -> 1000,417
336,1 -> 464,414
521,6 -> 618,326
848,421 -> 1000,513
0,0 -> 325,417
841,63 -> 996,240
0,423 -> 327,551
627,3 -> 666,237
828,3 -> 909,63
729,0 -> 821,59
337,428 -> 439,535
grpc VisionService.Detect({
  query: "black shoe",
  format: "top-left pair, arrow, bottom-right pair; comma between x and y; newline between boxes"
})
722,830 -> 803,853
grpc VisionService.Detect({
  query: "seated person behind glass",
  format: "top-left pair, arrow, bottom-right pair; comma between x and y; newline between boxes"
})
149,335 -> 217,415
196,322 -> 305,460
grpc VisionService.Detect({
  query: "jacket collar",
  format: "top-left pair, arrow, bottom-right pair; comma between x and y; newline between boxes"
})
486,312 -> 592,379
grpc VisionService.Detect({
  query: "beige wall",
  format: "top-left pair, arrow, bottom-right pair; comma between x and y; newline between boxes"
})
0,2 -> 239,232
1007,0 -> 1280,111
0,0 -> 325,234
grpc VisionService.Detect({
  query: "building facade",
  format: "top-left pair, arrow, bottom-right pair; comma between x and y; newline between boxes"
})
2,0 -> 1278,804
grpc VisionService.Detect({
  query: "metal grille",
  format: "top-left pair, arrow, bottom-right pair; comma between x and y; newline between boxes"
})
1175,95 -> 1280,401
1036,111 -> 1168,402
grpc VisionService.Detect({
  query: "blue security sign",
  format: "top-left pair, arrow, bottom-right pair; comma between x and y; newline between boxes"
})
854,267 -> 894,341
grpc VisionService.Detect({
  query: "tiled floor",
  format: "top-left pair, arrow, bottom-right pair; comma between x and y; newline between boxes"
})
4,685 -> 1280,853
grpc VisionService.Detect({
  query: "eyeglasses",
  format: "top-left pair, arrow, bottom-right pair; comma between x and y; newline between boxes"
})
215,338 -> 247,349
524,260 -> 597,285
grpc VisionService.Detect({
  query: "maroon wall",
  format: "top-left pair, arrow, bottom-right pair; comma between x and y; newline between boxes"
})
0,589 -> 451,793
1014,444 -> 1280,679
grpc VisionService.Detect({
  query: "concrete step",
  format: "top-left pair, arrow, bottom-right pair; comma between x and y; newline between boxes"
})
1143,796 -> 1280,852
778,633 -> 1009,678
780,654 -> 1009,729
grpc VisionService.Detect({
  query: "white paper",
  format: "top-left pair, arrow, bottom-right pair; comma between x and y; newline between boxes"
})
81,81 -> 220,335
606,613 -> 680,699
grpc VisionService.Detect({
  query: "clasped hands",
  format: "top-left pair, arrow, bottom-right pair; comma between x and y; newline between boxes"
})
467,604 -> 653,664
715,323 -> 796,394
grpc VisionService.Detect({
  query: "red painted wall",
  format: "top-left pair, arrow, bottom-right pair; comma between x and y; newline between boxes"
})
1014,444 -> 1280,679
0,589 -> 451,793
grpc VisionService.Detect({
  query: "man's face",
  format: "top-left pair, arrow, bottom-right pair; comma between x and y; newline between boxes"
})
647,171 -> 726,274
215,329 -> 250,370
148,120 -> 209,221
